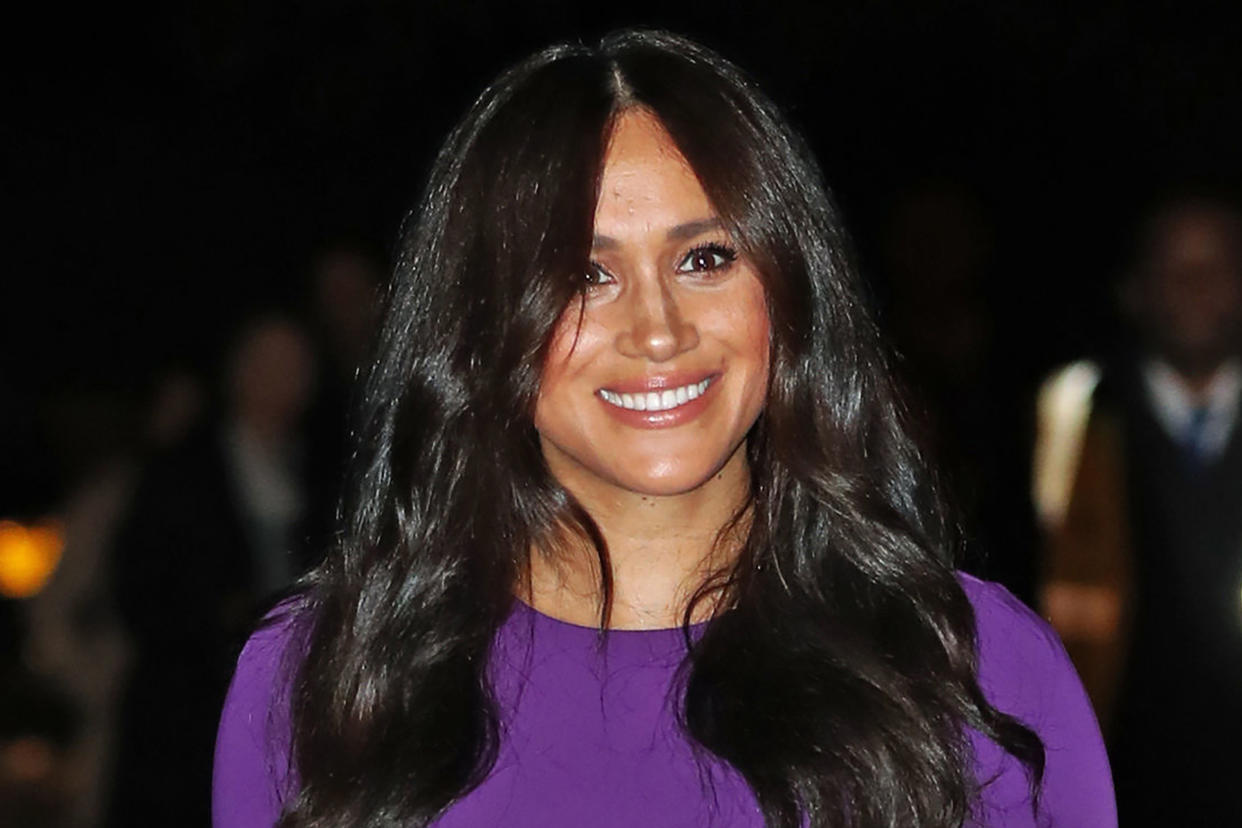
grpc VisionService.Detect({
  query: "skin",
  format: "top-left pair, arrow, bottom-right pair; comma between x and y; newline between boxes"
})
228,317 -> 316,446
1131,203 -> 1242,395
530,109 -> 771,630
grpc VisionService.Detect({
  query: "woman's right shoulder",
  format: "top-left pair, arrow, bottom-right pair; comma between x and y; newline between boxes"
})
212,596 -> 313,827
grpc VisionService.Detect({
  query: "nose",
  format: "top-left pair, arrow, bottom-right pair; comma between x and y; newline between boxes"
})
614,276 -> 699,362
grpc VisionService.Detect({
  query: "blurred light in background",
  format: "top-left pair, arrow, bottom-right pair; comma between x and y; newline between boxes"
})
1033,360 -> 1101,531
0,519 -> 64,598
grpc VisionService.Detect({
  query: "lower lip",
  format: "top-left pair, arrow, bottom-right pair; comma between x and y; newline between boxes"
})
596,376 -> 721,429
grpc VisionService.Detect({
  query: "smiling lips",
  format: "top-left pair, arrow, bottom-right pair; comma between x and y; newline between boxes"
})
599,376 -> 713,412
595,373 -> 719,427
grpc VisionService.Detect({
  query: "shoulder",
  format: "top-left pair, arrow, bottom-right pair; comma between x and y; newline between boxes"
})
958,572 -> 1091,739
957,573 -> 1117,827
958,574 -> 1065,690
212,596 -> 310,827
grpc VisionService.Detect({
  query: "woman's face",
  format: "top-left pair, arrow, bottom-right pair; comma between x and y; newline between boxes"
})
534,109 -> 770,498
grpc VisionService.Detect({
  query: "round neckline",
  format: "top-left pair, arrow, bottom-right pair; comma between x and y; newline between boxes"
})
511,597 -> 709,636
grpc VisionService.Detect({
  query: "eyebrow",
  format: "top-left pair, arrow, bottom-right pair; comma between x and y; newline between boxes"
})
592,217 -> 724,250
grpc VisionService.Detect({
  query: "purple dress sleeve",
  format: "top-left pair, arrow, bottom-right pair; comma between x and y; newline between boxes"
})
212,608 -> 300,827
961,573 -> 1117,827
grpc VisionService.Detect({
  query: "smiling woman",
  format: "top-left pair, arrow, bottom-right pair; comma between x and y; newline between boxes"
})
212,29 -> 1114,828
533,110 -> 771,627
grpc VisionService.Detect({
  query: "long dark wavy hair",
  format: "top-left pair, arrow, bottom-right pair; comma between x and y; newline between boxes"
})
280,29 -> 1044,828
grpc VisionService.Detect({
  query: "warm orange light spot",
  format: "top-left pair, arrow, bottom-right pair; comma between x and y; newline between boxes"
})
0,519 -> 64,598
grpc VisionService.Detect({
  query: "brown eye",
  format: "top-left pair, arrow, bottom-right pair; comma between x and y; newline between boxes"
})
583,262 -> 616,288
676,243 -> 738,274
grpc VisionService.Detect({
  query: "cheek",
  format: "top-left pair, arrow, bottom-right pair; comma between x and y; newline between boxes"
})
542,304 -> 584,372
534,306 -> 607,425
534,352 -> 571,437
743,284 -> 773,417
746,325 -> 773,416
727,278 -> 772,381
694,276 -> 772,430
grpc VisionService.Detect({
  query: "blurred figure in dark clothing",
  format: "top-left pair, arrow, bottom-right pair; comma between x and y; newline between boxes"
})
2,382 -> 143,827
1042,194 -> 1242,827
22,369 -> 205,827
108,312 -> 322,826
878,182 -> 1039,602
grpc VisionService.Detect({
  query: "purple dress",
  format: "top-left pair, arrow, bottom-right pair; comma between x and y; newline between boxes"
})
213,574 -> 1115,826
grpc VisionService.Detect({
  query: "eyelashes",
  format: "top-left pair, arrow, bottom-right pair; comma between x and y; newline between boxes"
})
583,241 -> 739,289
675,242 -> 738,275
583,262 -> 614,288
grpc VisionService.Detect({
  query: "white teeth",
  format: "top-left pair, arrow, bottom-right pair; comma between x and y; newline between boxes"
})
599,377 -> 712,412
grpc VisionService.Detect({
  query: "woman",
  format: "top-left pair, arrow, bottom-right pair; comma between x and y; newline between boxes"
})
214,30 -> 1114,827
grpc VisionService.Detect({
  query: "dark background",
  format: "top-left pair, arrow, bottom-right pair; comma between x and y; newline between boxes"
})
8,0 -> 1242,403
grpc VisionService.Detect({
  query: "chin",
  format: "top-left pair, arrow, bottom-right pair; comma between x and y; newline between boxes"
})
614,458 -> 728,498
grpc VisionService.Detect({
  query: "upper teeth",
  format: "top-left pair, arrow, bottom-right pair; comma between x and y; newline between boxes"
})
599,378 -> 712,412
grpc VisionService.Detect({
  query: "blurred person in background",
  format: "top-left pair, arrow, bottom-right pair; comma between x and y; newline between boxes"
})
0,379 -> 152,828
108,311 -> 322,826
1041,192 -> 1242,826
21,370 -> 203,827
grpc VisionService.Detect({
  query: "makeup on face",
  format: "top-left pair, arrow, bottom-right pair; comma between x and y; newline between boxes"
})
534,108 -> 770,499
596,370 -> 721,428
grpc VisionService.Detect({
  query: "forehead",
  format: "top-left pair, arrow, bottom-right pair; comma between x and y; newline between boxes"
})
595,109 -> 714,232
1149,207 -> 1242,260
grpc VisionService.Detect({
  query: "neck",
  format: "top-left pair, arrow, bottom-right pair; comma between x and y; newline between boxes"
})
528,444 -> 751,630
234,412 -> 290,449
1162,357 -> 1235,402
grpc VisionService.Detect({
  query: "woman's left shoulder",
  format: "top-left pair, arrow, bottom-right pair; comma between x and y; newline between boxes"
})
956,572 -> 1117,827
956,571 -> 1091,741
957,573 -> 1065,686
